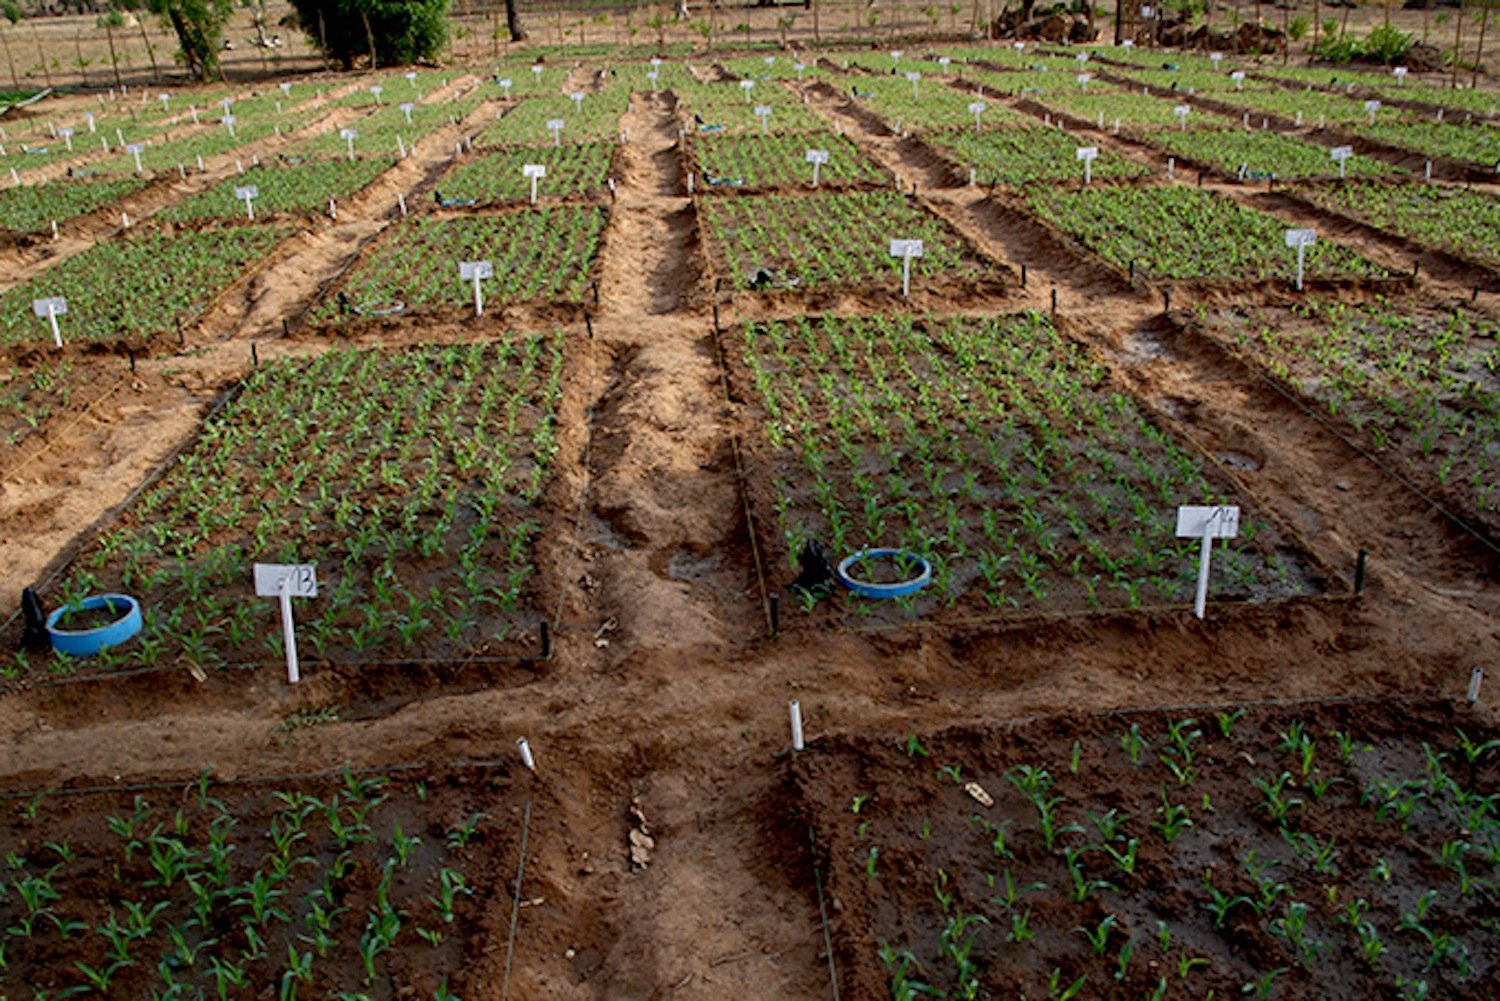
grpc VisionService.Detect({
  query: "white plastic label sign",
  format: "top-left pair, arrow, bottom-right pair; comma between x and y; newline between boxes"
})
969,101 -> 987,114
32,297 -> 67,317
1210,51 -> 1223,63
1284,228 -> 1317,247
340,128 -> 358,140
235,185 -> 258,200
1364,100 -> 1381,112
255,563 -> 317,598
1075,146 -> 1099,160
905,71 -> 921,82
370,85 -> 383,95
1174,105 -> 1190,118
546,119 -> 565,131
460,260 -> 494,280
755,104 -> 772,116
889,239 -> 924,257
221,115 -> 235,126
805,149 -> 829,164
124,143 -> 144,153
523,163 -> 546,177
1329,146 -> 1353,161
1231,71 -> 1245,81
1175,505 -> 1240,539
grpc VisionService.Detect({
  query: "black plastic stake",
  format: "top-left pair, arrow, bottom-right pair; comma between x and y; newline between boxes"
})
1020,263 -> 1027,286
127,349 -> 135,374
1163,287 -> 1172,312
1129,259 -> 1135,283
770,593 -> 780,637
1412,261 -> 1420,279
1354,548 -> 1367,595
540,619 -> 551,658
282,318 -> 290,337
251,343 -> 258,367
584,312 -> 594,339
592,282 -> 600,305
1474,286 -> 1481,303
713,303 -> 720,331
1050,288 -> 1058,312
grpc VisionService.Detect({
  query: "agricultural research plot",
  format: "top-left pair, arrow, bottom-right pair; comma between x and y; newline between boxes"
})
313,207 -> 605,323
289,100 -> 480,161
480,94 -> 626,147
162,159 -> 395,222
1205,89 -> 1383,127
1030,90 -> 1233,132
675,86 -> 830,136
1113,67 -> 1278,94
733,313 -> 1317,623
0,358 -> 90,454
700,192 -> 996,293
1298,183 -> 1500,271
0,226 -> 288,351
1190,299 -> 1500,534
719,55 -> 826,80
1024,186 -> 1387,285
925,127 -> 1151,187
792,697 -> 1500,1001
841,76 -> 1030,131
98,114 -> 313,175
14,341 -> 568,678
0,762 -> 523,998
1146,129 -> 1402,181
0,176 -> 148,237
688,131 -> 884,191
1354,121 -> 1500,168
433,142 -> 616,205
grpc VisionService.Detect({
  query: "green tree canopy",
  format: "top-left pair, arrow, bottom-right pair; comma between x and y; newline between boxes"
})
289,0 -> 449,70
146,0 -> 233,81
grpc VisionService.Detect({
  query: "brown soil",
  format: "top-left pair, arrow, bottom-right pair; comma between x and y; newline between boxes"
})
0,38 -> 1497,1001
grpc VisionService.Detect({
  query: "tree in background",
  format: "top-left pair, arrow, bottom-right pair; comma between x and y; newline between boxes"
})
146,0 -> 232,80
2,1 -> 21,90
288,0 -> 449,69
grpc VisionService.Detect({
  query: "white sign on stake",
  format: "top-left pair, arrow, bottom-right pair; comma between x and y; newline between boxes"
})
234,184 -> 259,220
1173,104 -> 1191,129
1174,505 -> 1240,619
32,297 -> 66,348
280,81 -> 292,94
1076,72 -> 1093,90
1394,66 -> 1408,84
938,56 -> 952,68
889,238 -> 924,297
523,162 -> 546,204
570,90 -> 586,110
531,64 -> 544,78
340,128 -> 358,160
1210,51 -> 1223,64
1076,145 -> 1099,185
1364,98 -> 1381,124
1284,228 -> 1317,290
1329,144 -> 1353,178
406,70 -> 418,86
754,104 -> 772,132
1231,70 -> 1246,90
499,77 -> 513,97
646,69 -> 660,90
805,147 -> 829,187
739,79 -> 754,102
459,260 -> 494,316
794,61 -> 806,79
546,118 -> 565,146
968,100 -> 986,132
369,85 -> 383,105
905,70 -> 921,96
254,563 -> 317,684
58,127 -> 73,151
399,101 -> 414,124
125,142 -> 145,173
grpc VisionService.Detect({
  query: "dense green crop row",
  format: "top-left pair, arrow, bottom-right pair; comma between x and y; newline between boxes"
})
0,226 -> 288,348
1299,182 -> 1500,270
319,207 -> 604,319
702,192 -> 983,290
1027,186 -> 1385,282
693,131 -> 883,188
0,176 -> 147,234
1149,128 -> 1400,179
164,159 -> 395,221
927,126 -> 1152,186
436,142 -> 615,203
1356,121 -> 1500,165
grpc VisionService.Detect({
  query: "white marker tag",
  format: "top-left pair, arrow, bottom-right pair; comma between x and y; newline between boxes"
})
405,71 -> 417,82
370,85 -> 383,95
1329,145 -> 1353,161
938,57 -> 951,66
1284,228 -> 1317,247
805,149 -> 829,164
32,297 -> 67,317
460,260 -> 494,280
546,119 -> 565,131
340,128 -> 358,140
58,127 -> 73,138
571,90 -> 586,102
221,114 -> 235,126
1231,71 -> 1246,82
905,71 -> 921,82
125,142 -> 144,153
255,563 -> 317,598
1210,52 -> 1223,63
1077,73 -> 1092,86
523,163 -> 546,178
968,101 -> 987,114
889,239 -> 924,257
740,80 -> 754,92
532,65 -> 544,75
1174,105 -> 1190,119
1364,99 -> 1381,112
890,49 -> 904,59
1075,146 -> 1099,160
280,82 -> 292,93
498,78 -> 512,89
1175,505 -> 1240,539
234,185 -> 258,200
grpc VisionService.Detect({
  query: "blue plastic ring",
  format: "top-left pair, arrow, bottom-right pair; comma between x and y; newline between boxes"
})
836,549 -> 933,600
46,594 -> 143,657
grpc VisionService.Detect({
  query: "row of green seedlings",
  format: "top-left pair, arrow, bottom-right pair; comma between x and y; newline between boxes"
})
1,768 -> 484,999
863,717 -> 1500,1000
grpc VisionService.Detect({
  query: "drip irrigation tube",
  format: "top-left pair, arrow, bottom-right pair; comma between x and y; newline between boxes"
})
500,788 -> 535,1001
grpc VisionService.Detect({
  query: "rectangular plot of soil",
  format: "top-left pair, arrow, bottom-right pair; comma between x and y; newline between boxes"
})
791,697 -> 1500,1000
700,192 -> 999,293
12,340 -> 571,677
1297,182 -> 1500,272
161,158 -> 397,222
0,762 -> 524,998
311,208 -> 605,323
0,175 -> 148,237
1187,299 -> 1500,540
924,126 -> 1152,187
729,313 -> 1324,626
1024,186 -> 1388,286
688,130 -> 886,192
432,141 -> 618,205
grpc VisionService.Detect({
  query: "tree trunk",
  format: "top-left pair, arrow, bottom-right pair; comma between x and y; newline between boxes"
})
1,27 -> 18,91
1451,0 -> 1464,88
137,18 -> 160,82
505,0 -> 528,40
32,23 -> 51,88
1473,5 -> 1488,88
1339,0 -> 1351,42
1312,0 -> 1320,55
360,8 -> 377,68
104,21 -> 123,90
